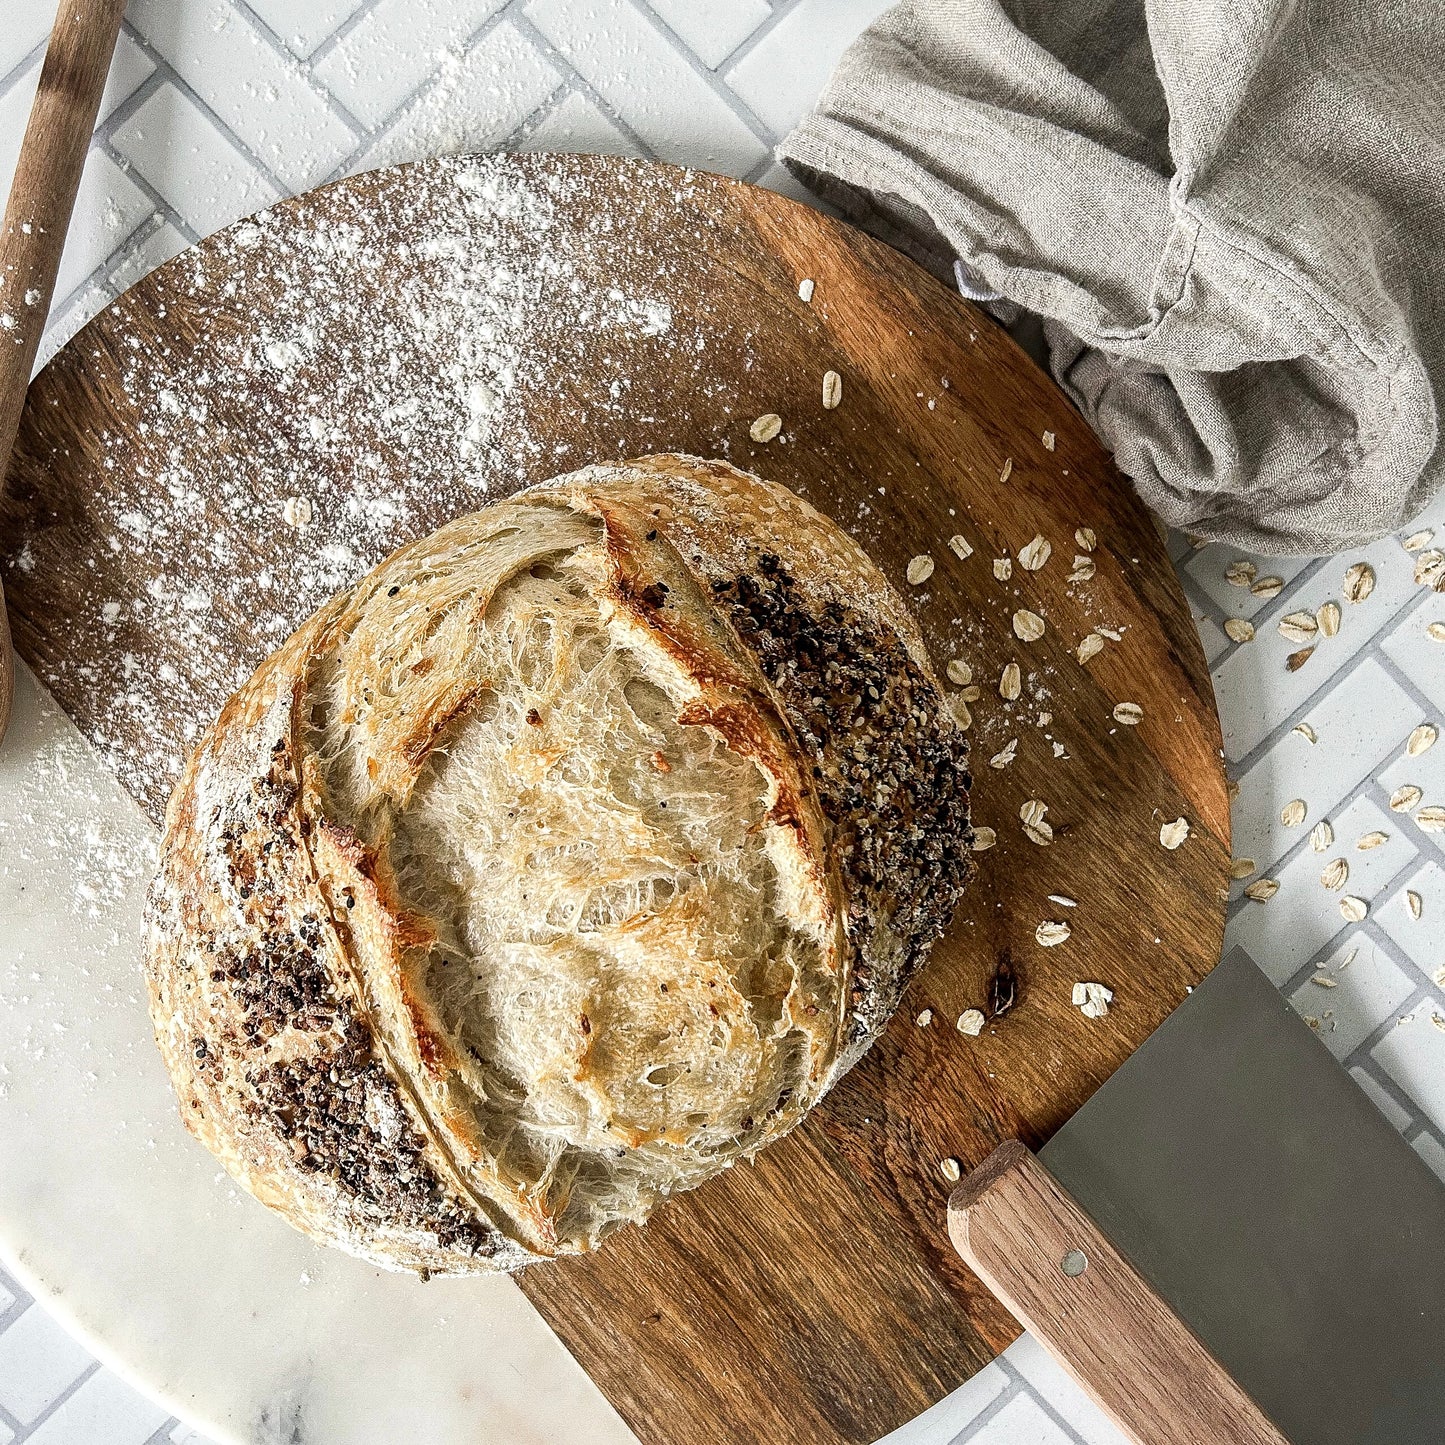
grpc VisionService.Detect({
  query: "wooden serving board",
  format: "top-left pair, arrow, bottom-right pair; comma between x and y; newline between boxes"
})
1,154 -> 1228,1444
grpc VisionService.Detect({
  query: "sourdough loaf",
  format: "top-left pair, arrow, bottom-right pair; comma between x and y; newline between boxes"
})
144,454 -> 973,1274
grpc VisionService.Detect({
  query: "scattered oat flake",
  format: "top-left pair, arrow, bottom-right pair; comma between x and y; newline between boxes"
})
940,1156 -> 962,1181
1406,891 -> 1423,920
1293,722 -> 1318,743
1309,820 -> 1333,852
1225,560 -> 1257,587
1281,799 -> 1307,827
1071,981 -> 1113,1019
960,685 -> 982,702
1311,974 -> 1339,988
1390,785 -> 1423,812
948,534 -> 973,561
1403,528 -> 1435,552
1068,555 -> 1096,583
999,457 -> 1013,483
1042,429 -> 1056,450
1408,724 -> 1438,756
1000,662 -> 1022,700
1339,895 -> 1368,923
994,556 -> 1014,581
1251,576 -> 1284,599
1278,611 -> 1319,643
1343,562 -> 1376,603
1159,817 -> 1189,850
1077,633 -> 1105,664
906,554 -> 935,585
946,659 -> 972,686
1320,858 -> 1349,891
971,826 -> 997,851
1316,601 -> 1341,637
1417,806 -> 1445,832
798,278 -> 815,303
1013,609 -> 1046,642
1020,798 -> 1053,845
1286,646 -> 1316,671
1096,626 -> 1123,641
1019,535 -> 1051,571
989,740 -> 1018,770
282,495 -> 313,529
1356,831 -> 1388,850
750,412 -> 782,442
1429,622 -> 1445,642
1224,618 -> 1255,643
1036,921 -> 1071,947
1075,527 -> 1096,552
1113,701 -> 1143,726
956,1010 -> 985,1037
916,1009 -> 933,1027
1229,857 -> 1257,879
1414,550 -> 1445,586
1244,878 -> 1279,902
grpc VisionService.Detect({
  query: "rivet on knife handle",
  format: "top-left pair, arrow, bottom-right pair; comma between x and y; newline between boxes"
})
948,1140 -> 1291,1445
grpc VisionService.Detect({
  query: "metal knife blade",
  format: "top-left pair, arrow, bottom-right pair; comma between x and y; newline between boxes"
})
1040,948 -> 1445,1445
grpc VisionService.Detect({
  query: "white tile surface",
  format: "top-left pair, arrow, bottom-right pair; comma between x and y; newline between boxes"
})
245,0 -> 369,59
519,89 -> 642,157
126,0 -> 358,190
528,0 -> 768,173
110,82 -> 281,238
1374,1009 -> 1445,1134
1004,1334 -> 1127,1445
24,1370 -> 168,1445
0,0 -> 57,83
3,6 -> 1445,1445
1411,1130 -> 1445,1183
1227,795 -> 1419,987
647,0 -> 771,69
0,1307 -> 95,1424
725,0 -> 895,136
1287,932 -> 1414,1059
313,0 -> 510,128
1351,1064 -> 1415,1131
972,1391 -> 1076,1445
358,20 -> 561,171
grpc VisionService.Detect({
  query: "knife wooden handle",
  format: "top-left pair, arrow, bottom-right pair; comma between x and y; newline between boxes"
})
949,1141 -> 1290,1445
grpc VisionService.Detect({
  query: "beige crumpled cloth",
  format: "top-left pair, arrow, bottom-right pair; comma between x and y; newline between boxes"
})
778,0 -> 1445,553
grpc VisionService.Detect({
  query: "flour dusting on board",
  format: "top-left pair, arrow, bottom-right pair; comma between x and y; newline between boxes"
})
11,156 -> 715,817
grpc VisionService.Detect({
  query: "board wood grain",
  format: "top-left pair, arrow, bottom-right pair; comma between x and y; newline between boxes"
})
0,154 -> 1228,1444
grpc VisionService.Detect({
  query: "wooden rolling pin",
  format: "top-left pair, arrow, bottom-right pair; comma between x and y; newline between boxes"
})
0,0 -> 127,743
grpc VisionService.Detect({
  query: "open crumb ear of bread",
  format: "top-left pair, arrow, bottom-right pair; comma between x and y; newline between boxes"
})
144,454 -> 974,1275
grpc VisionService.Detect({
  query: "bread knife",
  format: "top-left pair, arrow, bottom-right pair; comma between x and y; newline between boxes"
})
948,947 -> 1445,1444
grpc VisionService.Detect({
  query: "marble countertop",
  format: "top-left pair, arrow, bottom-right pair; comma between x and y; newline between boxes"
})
2,3 -> 1444,1443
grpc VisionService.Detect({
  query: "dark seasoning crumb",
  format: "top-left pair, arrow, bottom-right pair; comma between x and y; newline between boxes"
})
189,743 -> 498,1259
711,552 -> 974,1043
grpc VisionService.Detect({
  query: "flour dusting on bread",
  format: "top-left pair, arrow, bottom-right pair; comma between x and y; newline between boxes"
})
145,455 -> 973,1273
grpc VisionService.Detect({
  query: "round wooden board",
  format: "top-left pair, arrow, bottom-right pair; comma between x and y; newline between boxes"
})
1,154 -> 1228,1444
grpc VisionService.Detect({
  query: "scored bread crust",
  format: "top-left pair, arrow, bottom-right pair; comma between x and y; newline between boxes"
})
144,454 -> 973,1275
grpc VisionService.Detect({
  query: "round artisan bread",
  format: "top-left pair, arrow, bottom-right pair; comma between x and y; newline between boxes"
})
144,454 -> 974,1274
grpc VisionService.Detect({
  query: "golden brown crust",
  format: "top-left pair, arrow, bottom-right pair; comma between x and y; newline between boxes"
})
144,455 -> 973,1274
